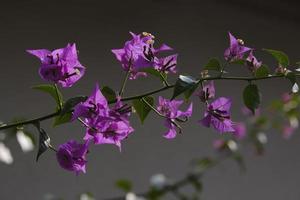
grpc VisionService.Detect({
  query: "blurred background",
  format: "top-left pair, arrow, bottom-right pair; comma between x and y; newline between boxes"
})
0,0 -> 300,199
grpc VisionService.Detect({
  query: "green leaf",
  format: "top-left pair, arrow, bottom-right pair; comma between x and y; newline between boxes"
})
255,65 -> 269,78
243,84 -> 261,114
296,61 -> 300,67
172,75 -> 198,99
60,96 -> 88,116
53,96 -> 87,127
32,84 -> 63,106
263,49 -> 289,67
115,179 -> 132,192
193,157 -> 215,171
203,58 -> 221,71
36,127 -> 51,161
285,71 -> 297,85
148,188 -> 163,200
101,86 -> 116,102
53,111 -> 72,127
142,68 -> 167,83
132,96 -> 154,124
285,72 -> 299,93
231,59 -> 246,65
184,83 -> 199,100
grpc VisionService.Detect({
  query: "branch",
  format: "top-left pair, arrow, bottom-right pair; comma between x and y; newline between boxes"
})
0,73 -> 296,131
0,111 -> 60,131
104,155 -> 229,200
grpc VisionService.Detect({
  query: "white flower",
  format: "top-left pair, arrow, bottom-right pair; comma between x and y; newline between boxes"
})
150,173 -> 167,189
126,192 -> 145,200
16,130 -> 34,152
0,142 -> 13,164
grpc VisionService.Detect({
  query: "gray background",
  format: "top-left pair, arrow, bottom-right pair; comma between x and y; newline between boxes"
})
0,0 -> 300,199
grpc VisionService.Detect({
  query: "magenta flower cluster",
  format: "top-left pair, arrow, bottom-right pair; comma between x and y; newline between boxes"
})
27,31 -> 254,174
27,43 -> 85,87
72,84 -> 134,151
112,32 -> 177,79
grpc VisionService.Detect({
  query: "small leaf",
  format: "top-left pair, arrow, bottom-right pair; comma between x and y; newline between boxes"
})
53,96 -> 87,127
203,58 -> 221,71
285,71 -> 297,84
263,49 -> 289,67
53,111 -> 72,127
36,127 -> 51,161
231,59 -> 246,65
243,84 -> 261,114
172,75 -> 198,99
132,96 -> 154,124
285,72 -> 299,93
101,86 -> 116,102
115,179 -> 132,192
60,96 -> 88,116
32,84 -> 63,106
255,65 -> 269,78
184,83 -> 199,100
193,157 -> 215,171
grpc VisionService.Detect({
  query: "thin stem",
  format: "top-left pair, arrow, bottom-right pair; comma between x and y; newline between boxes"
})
119,70 -> 130,96
110,85 -> 174,104
54,84 -> 63,110
219,61 -> 228,77
141,97 -> 164,117
77,118 -> 98,132
104,155 -> 227,200
141,97 -> 182,132
160,72 -> 170,86
48,144 -> 57,152
0,111 -> 60,131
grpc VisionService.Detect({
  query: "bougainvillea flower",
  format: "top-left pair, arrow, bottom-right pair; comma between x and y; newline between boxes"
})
200,97 -> 235,133
27,43 -> 85,87
74,85 -> 134,150
85,98 -> 134,150
157,96 -> 193,139
224,32 -> 252,62
112,32 -> 172,79
232,122 -> 246,139
282,124 -> 295,139
212,139 -> 226,150
72,84 -> 109,121
246,51 -> 262,72
196,81 -> 215,102
84,115 -> 134,151
281,92 -> 292,103
56,140 -> 89,175
154,54 -> 178,74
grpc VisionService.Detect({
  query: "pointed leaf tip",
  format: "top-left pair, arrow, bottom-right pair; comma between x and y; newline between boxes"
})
243,84 -> 261,114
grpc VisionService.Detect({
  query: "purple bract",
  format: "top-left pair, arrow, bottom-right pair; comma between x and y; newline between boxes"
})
200,97 -> 235,133
157,96 -> 193,139
56,140 -> 89,175
27,43 -> 85,87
